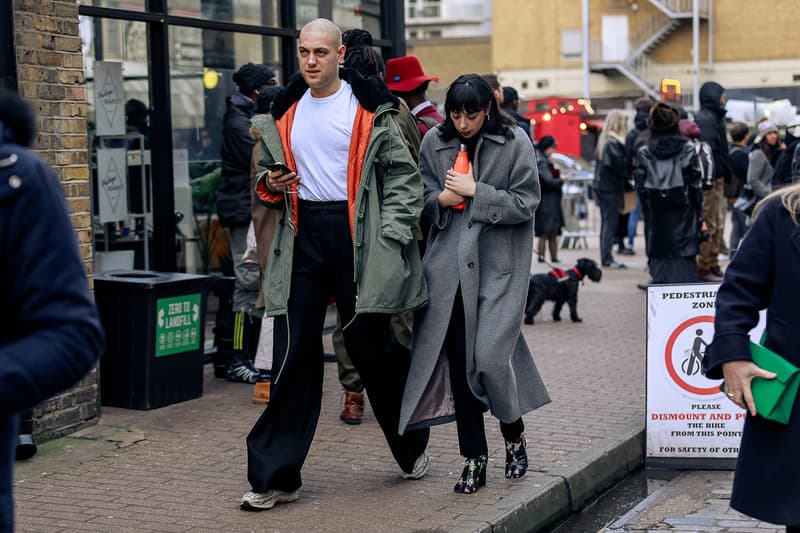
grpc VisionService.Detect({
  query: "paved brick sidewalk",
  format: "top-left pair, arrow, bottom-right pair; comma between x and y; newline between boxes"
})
605,470 -> 782,532
13,246 -> 652,532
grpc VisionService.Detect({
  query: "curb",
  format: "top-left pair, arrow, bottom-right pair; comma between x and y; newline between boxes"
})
603,471 -> 689,532
453,418 -> 644,533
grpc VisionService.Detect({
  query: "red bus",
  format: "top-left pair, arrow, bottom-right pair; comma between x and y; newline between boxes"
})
522,97 -> 601,160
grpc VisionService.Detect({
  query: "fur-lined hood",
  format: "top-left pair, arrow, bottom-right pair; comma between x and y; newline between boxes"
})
271,67 -> 399,120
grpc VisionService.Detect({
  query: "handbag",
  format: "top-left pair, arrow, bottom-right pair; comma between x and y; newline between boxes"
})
723,341 -> 800,424
619,190 -> 638,214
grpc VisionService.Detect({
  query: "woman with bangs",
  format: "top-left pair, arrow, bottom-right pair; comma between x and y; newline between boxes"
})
399,73 -> 550,494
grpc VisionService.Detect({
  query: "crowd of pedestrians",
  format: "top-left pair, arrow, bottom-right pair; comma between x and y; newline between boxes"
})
594,80 -> 800,289
8,12 -> 800,532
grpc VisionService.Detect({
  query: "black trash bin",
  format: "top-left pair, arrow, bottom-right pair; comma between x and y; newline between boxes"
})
94,270 -> 210,410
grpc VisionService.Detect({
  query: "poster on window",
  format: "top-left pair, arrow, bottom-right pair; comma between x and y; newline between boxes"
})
96,148 -> 128,224
94,61 -> 125,136
646,283 -> 765,467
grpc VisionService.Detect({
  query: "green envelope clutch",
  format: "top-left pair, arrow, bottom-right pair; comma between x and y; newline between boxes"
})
722,341 -> 800,424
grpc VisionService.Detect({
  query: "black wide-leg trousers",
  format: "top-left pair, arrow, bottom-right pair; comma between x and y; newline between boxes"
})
444,288 -> 523,459
246,200 -> 429,493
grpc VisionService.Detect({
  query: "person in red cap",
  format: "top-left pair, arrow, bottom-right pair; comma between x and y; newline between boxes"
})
386,56 -> 443,138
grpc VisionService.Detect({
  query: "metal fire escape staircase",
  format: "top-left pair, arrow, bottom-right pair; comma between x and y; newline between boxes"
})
591,0 -> 708,105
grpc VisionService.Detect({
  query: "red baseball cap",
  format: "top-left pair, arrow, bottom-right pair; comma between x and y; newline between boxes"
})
385,56 -> 439,93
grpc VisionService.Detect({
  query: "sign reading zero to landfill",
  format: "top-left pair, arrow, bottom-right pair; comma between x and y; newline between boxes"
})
155,294 -> 201,357
646,283 -> 764,465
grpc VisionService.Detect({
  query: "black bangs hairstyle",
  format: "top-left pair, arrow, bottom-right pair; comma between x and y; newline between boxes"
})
438,73 -> 515,140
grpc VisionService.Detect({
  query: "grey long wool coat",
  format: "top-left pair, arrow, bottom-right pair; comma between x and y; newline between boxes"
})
399,126 -> 551,434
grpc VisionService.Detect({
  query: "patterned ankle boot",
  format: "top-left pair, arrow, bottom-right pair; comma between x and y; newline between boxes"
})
453,454 -> 487,494
505,434 -> 528,479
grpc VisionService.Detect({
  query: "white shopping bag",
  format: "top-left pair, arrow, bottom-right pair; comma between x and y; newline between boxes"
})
254,314 -> 274,371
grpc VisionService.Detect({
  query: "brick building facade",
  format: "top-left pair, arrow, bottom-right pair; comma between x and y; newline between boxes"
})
13,0 -> 100,440
493,0 -> 800,109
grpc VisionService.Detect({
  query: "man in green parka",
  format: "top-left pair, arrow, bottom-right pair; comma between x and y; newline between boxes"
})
240,18 -> 430,512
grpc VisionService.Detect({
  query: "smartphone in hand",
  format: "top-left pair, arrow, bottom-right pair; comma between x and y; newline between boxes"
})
265,162 -> 294,175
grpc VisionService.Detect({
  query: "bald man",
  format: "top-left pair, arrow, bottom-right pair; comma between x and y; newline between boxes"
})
241,19 -> 430,511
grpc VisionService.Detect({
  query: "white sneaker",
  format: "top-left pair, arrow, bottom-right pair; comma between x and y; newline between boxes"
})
401,449 -> 429,480
240,489 -> 299,511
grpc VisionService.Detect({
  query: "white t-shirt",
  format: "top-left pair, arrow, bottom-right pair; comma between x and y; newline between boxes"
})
291,81 -> 358,201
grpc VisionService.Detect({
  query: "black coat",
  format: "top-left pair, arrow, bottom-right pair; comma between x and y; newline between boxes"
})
773,139 -> 799,187
636,134 -> 703,259
594,136 -> 627,193
624,110 -> 650,181
218,93 -> 257,227
0,125 -> 104,529
704,196 -> 800,525
534,151 -> 564,236
503,108 -> 531,139
695,82 -> 731,182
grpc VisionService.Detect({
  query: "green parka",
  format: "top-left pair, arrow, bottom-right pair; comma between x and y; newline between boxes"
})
254,68 -> 428,316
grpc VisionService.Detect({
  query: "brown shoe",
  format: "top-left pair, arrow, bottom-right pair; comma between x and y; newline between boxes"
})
252,381 -> 270,405
698,269 -> 723,282
340,391 -> 364,425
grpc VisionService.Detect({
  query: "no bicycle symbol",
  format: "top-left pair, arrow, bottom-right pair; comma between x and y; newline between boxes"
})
664,315 -> 722,396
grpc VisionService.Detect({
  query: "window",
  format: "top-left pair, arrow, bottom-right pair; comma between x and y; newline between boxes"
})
561,29 -> 582,60
167,0 -> 279,26
77,1 -> 403,273
409,0 -> 441,18
79,0 -> 145,11
333,0 -> 381,38
167,27 -> 281,273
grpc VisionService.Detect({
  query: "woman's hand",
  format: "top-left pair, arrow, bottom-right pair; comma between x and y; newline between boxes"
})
445,164 -> 476,198
438,188 -> 466,208
722,360 -> 777,416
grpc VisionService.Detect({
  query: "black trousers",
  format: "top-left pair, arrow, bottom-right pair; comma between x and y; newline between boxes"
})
246,201 -> 429,493
445,288 -> 523,458
596,190 -> 620,265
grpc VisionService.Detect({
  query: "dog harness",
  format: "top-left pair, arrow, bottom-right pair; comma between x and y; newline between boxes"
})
548,267 -> 585,283
548,268 -> 569,283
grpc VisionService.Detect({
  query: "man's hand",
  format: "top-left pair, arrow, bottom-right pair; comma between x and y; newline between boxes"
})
444,164 -> 476,198
722,360 -> 777,416
267,168 -> 300,193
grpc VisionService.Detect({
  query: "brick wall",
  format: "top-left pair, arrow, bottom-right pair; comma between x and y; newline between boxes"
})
13,0 -> 100,440
493,0 -> 800,92
407,38 -> 493,105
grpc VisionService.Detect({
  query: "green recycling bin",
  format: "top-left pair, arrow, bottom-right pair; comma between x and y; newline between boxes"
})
94,270 -> 210,409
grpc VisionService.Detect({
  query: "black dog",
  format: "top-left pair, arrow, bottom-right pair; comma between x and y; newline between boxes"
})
524,258 -> 603,325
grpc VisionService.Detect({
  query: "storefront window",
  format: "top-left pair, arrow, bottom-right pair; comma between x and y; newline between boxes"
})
79,0 -> 146,11
81,15 -> 153,270
169,27 -> 280,272
168,0 -> 279,27
296,0 -> 381,37
333,0 -> 381,38
77,0 -> 400,273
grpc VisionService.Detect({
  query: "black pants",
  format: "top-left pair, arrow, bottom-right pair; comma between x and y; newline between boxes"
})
246,201 -> 429,493
445,288 -> 523,458
596,190 -> 620,265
